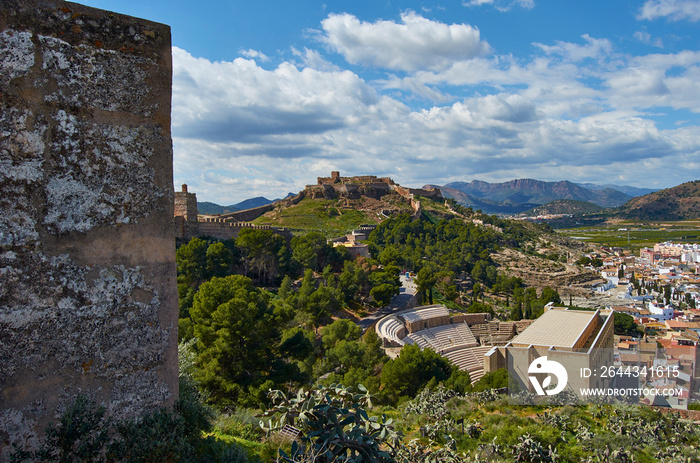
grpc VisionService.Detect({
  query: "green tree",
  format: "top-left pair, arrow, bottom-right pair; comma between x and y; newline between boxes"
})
236,229 -> 287,285
306,284 -> 339,327
321,319 -> 362,349
471,368 -> 508,392
416,267 -> 436,305
317,327 -> 387,394
279,326 -> 315,361
540,286 -> 561,305
370,283 -> 397,306
614,312 -> 641,337
291,231 -> 346,274
189,275 -> 280,406
467,301 -> 494,316
380,345 -> 453,401
178,283 -> 196,319
205,241 -> 233,278
278,275 -> 292,300
176,237 -> 209,286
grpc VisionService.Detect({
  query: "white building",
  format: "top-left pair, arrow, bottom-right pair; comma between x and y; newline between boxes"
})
647,301 -> 675,322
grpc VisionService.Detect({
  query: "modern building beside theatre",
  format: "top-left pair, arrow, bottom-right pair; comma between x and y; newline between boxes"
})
485,305 -> 615,396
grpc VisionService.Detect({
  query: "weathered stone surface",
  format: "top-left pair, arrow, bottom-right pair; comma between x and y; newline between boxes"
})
0,0 -> 176,457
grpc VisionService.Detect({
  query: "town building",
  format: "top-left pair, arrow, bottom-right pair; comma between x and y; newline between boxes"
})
485,306 -> 615,397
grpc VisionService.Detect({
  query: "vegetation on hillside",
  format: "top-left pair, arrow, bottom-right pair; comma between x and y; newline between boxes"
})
174,211 -> 571,409
522,199 -> 604,216
22,381 -> 700,462
251,197 -> 386,237
613,179 -> 700,221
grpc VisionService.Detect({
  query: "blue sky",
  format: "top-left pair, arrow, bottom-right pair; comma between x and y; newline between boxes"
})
80,0 -> 700,204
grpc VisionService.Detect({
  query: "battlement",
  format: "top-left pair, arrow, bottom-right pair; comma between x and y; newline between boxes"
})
316,171 -> 396,186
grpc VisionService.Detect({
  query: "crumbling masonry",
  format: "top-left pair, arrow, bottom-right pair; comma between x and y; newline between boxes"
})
0,0 -> 177,455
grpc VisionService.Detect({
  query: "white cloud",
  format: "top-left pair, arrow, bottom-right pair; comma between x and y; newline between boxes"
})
604,51 -> 700,111
171,26 -> 700,203
463,0 -> 534,11
172,47 -> 384,146
634,30 -> 664,47
239,49 -> 269,61
319,11 -> 490,72
638,0 -> 700,22
534,34 -> 613,62
292,47 -> 340,71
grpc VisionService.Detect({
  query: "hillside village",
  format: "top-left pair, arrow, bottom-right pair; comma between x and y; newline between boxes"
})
560,241 -> 700,407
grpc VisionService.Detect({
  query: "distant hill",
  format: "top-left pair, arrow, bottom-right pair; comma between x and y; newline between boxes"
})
197,202 -> 239,215
430,179 -> 632,214
574,182 -> 657,198
613,180 -> 700,220
233,196 -> 274,210
197,194 -> 296,216
522,200 -> 604,216
433,186 -> 539,214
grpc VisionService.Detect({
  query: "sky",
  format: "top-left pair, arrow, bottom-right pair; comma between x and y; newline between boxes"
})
79,0 -> 700,205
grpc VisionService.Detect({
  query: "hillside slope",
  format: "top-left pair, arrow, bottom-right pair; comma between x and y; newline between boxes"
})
613,180 -> 700,220
522,199 -> 604,216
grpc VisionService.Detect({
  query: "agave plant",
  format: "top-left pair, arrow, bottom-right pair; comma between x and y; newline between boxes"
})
258,384 -> 402,463
511,433 -> 558,463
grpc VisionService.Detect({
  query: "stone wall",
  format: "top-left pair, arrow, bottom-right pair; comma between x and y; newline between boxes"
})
453,313 -> 492,325
0,0 -> 176,455
197,219 -> 292,242
219,203 -> 274,222
403,315 -> 452,334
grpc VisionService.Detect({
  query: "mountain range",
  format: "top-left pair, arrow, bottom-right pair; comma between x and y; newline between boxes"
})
198,194 -> 294,215
428,179 -> 647,214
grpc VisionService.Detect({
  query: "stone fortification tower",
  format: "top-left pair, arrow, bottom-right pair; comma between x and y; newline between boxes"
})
174,183 -> 199,239
0,0 -> 177,455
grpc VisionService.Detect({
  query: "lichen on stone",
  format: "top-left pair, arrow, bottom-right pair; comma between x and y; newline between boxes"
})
0,30 -> 35,86
39,34 -> 152,114
43,110 -> 165,234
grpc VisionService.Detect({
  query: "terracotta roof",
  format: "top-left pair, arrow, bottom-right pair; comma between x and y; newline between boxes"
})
665,320 -> 688,330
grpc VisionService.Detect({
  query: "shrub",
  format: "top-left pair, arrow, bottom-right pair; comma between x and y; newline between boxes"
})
11,394 -> 110,463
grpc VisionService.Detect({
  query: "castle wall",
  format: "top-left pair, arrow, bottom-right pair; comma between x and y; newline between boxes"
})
196,219 -> 293,242
277,191 -> 305,207
407,187 -> 442,200
0,1 -> 177,455
219,203 -> 274,222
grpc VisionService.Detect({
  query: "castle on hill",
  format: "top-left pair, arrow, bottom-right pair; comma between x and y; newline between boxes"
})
305,171 -> 442,201
174,172 -> 443,240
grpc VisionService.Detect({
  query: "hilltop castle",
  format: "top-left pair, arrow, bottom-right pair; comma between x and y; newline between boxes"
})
174,172 -> 443,240
306,171 -> 442,201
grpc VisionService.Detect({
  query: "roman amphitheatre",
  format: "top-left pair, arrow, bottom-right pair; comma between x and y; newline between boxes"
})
375,304 -> 532,383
